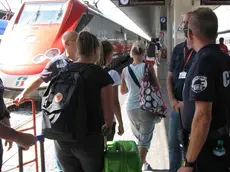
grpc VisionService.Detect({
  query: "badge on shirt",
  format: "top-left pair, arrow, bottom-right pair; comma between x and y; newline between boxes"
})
179,71 -> 187,79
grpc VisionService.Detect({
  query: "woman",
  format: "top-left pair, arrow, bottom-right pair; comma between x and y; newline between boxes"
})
55,31 -> 114,172
120,41 -> 160,171
95,40 -> 124,141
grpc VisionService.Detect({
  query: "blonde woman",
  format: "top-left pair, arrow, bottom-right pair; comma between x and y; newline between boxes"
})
120,41 -> 160,171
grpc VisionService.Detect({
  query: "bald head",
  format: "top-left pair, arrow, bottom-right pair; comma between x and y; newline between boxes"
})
62,30 -> 78,61
62,30 -> 78,45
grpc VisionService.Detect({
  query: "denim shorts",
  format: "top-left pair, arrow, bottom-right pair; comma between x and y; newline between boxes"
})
127,108 -> 156,150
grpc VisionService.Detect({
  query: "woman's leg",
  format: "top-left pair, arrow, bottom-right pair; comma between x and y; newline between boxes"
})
127,109 -> 156,169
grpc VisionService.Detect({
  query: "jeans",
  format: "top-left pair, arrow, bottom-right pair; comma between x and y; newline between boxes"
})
54,155 -> 63,172
168,110 -> 183,172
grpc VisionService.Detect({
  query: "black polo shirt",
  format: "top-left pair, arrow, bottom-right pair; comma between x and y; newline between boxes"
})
169,41 -> 196,101
182,44 -> 230,132
40,53 -> 72,83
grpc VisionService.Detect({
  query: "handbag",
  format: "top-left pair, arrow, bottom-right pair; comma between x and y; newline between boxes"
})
128,64 -> 167,118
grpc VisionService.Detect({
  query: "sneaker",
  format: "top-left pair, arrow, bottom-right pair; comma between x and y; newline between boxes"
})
142,162 -> 154,171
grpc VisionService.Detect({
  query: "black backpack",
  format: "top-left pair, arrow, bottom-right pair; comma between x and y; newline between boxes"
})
147,42 -> 156,57
41,63 -> 93,141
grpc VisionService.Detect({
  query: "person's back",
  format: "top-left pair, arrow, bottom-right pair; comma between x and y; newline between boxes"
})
202,47 -> 230,130
124,62 -> 145,110
70,63 -> 112,132
54,31 -> 114,172
146,41 -> 157,58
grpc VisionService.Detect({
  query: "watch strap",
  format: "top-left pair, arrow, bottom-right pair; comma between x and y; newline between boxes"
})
182,158 -> 195,167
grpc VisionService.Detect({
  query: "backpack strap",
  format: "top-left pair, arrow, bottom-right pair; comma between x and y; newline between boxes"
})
127,65 -> 140,88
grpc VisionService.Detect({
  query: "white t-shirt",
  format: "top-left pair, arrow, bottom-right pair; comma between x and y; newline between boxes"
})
108,69 -> 121,86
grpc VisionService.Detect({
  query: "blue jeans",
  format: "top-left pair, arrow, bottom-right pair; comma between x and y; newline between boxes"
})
168,110 -> 183,172
54,148 -> 63,172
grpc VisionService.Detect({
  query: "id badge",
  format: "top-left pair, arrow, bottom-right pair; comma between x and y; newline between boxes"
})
179,71 -> 187,79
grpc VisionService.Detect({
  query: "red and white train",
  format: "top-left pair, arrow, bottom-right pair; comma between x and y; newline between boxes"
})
0,0 -> 146,99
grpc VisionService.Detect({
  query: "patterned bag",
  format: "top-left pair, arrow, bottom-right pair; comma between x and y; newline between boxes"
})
128,64 -> 167,118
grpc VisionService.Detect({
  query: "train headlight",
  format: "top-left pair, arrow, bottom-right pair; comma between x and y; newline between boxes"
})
45,48 -> 60,59
32,54 -> 46,64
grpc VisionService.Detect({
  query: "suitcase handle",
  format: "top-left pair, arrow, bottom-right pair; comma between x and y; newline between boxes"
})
18,135 -> 45,172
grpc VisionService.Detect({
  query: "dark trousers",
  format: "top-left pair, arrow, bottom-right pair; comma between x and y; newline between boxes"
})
54,134 -> 104,172
183,131 -> 230,172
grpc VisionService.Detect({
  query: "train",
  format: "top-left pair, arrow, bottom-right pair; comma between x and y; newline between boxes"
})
0,0 -> 147,99
0,19 -> 8,43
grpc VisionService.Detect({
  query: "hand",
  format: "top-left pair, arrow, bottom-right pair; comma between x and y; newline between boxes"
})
117,124 -> 124,136
15,133 -> 37,150
178,101 -> 184,112
177,166 -> 193,172
102,124 -> 112,136
5,140 -> 13,151
170,98 -> 179,110
14,94 -> 25,106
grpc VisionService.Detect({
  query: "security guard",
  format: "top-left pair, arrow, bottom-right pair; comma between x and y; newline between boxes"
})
178,8 -> 230,172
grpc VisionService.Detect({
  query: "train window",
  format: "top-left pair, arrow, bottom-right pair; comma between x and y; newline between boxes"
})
17,2 -> 67,25
75,13 -> 93,33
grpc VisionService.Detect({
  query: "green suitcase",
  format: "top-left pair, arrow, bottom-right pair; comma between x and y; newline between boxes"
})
104,140 -> 141,172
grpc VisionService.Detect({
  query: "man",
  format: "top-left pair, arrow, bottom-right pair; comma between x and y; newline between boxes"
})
178,8 -> 230,172
219,37 -> 228,54
167,12 -> 196,172
15,30 -> 78,172
15,30 -> 78,103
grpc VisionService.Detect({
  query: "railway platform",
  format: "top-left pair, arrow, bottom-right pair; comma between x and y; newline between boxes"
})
2,63 -> 170,172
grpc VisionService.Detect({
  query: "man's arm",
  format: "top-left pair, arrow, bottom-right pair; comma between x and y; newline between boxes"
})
167,46 -> 179,108
21,77 -> 43,98
0,122 -> 36,148
186,101 -> 212,162
15,59 -> 55,103
14,77 -> 43,104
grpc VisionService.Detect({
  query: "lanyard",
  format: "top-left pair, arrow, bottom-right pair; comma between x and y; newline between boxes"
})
183,48 -> 194,70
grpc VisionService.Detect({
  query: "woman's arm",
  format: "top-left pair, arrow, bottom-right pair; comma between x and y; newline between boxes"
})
101,84 -> 114,129
149,65 -> 160,89
112,85 -> 124,135
120,70 -> 128,95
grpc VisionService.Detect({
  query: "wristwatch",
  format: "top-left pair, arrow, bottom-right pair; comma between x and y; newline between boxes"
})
182,158 -> 195,167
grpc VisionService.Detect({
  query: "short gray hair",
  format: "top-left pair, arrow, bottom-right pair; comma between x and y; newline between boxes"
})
189,8 -> 218,41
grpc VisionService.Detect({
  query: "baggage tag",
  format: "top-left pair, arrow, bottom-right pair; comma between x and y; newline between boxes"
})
179,71 -> 187,79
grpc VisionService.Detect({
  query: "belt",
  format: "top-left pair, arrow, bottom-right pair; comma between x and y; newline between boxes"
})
208,126 -> 228,139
